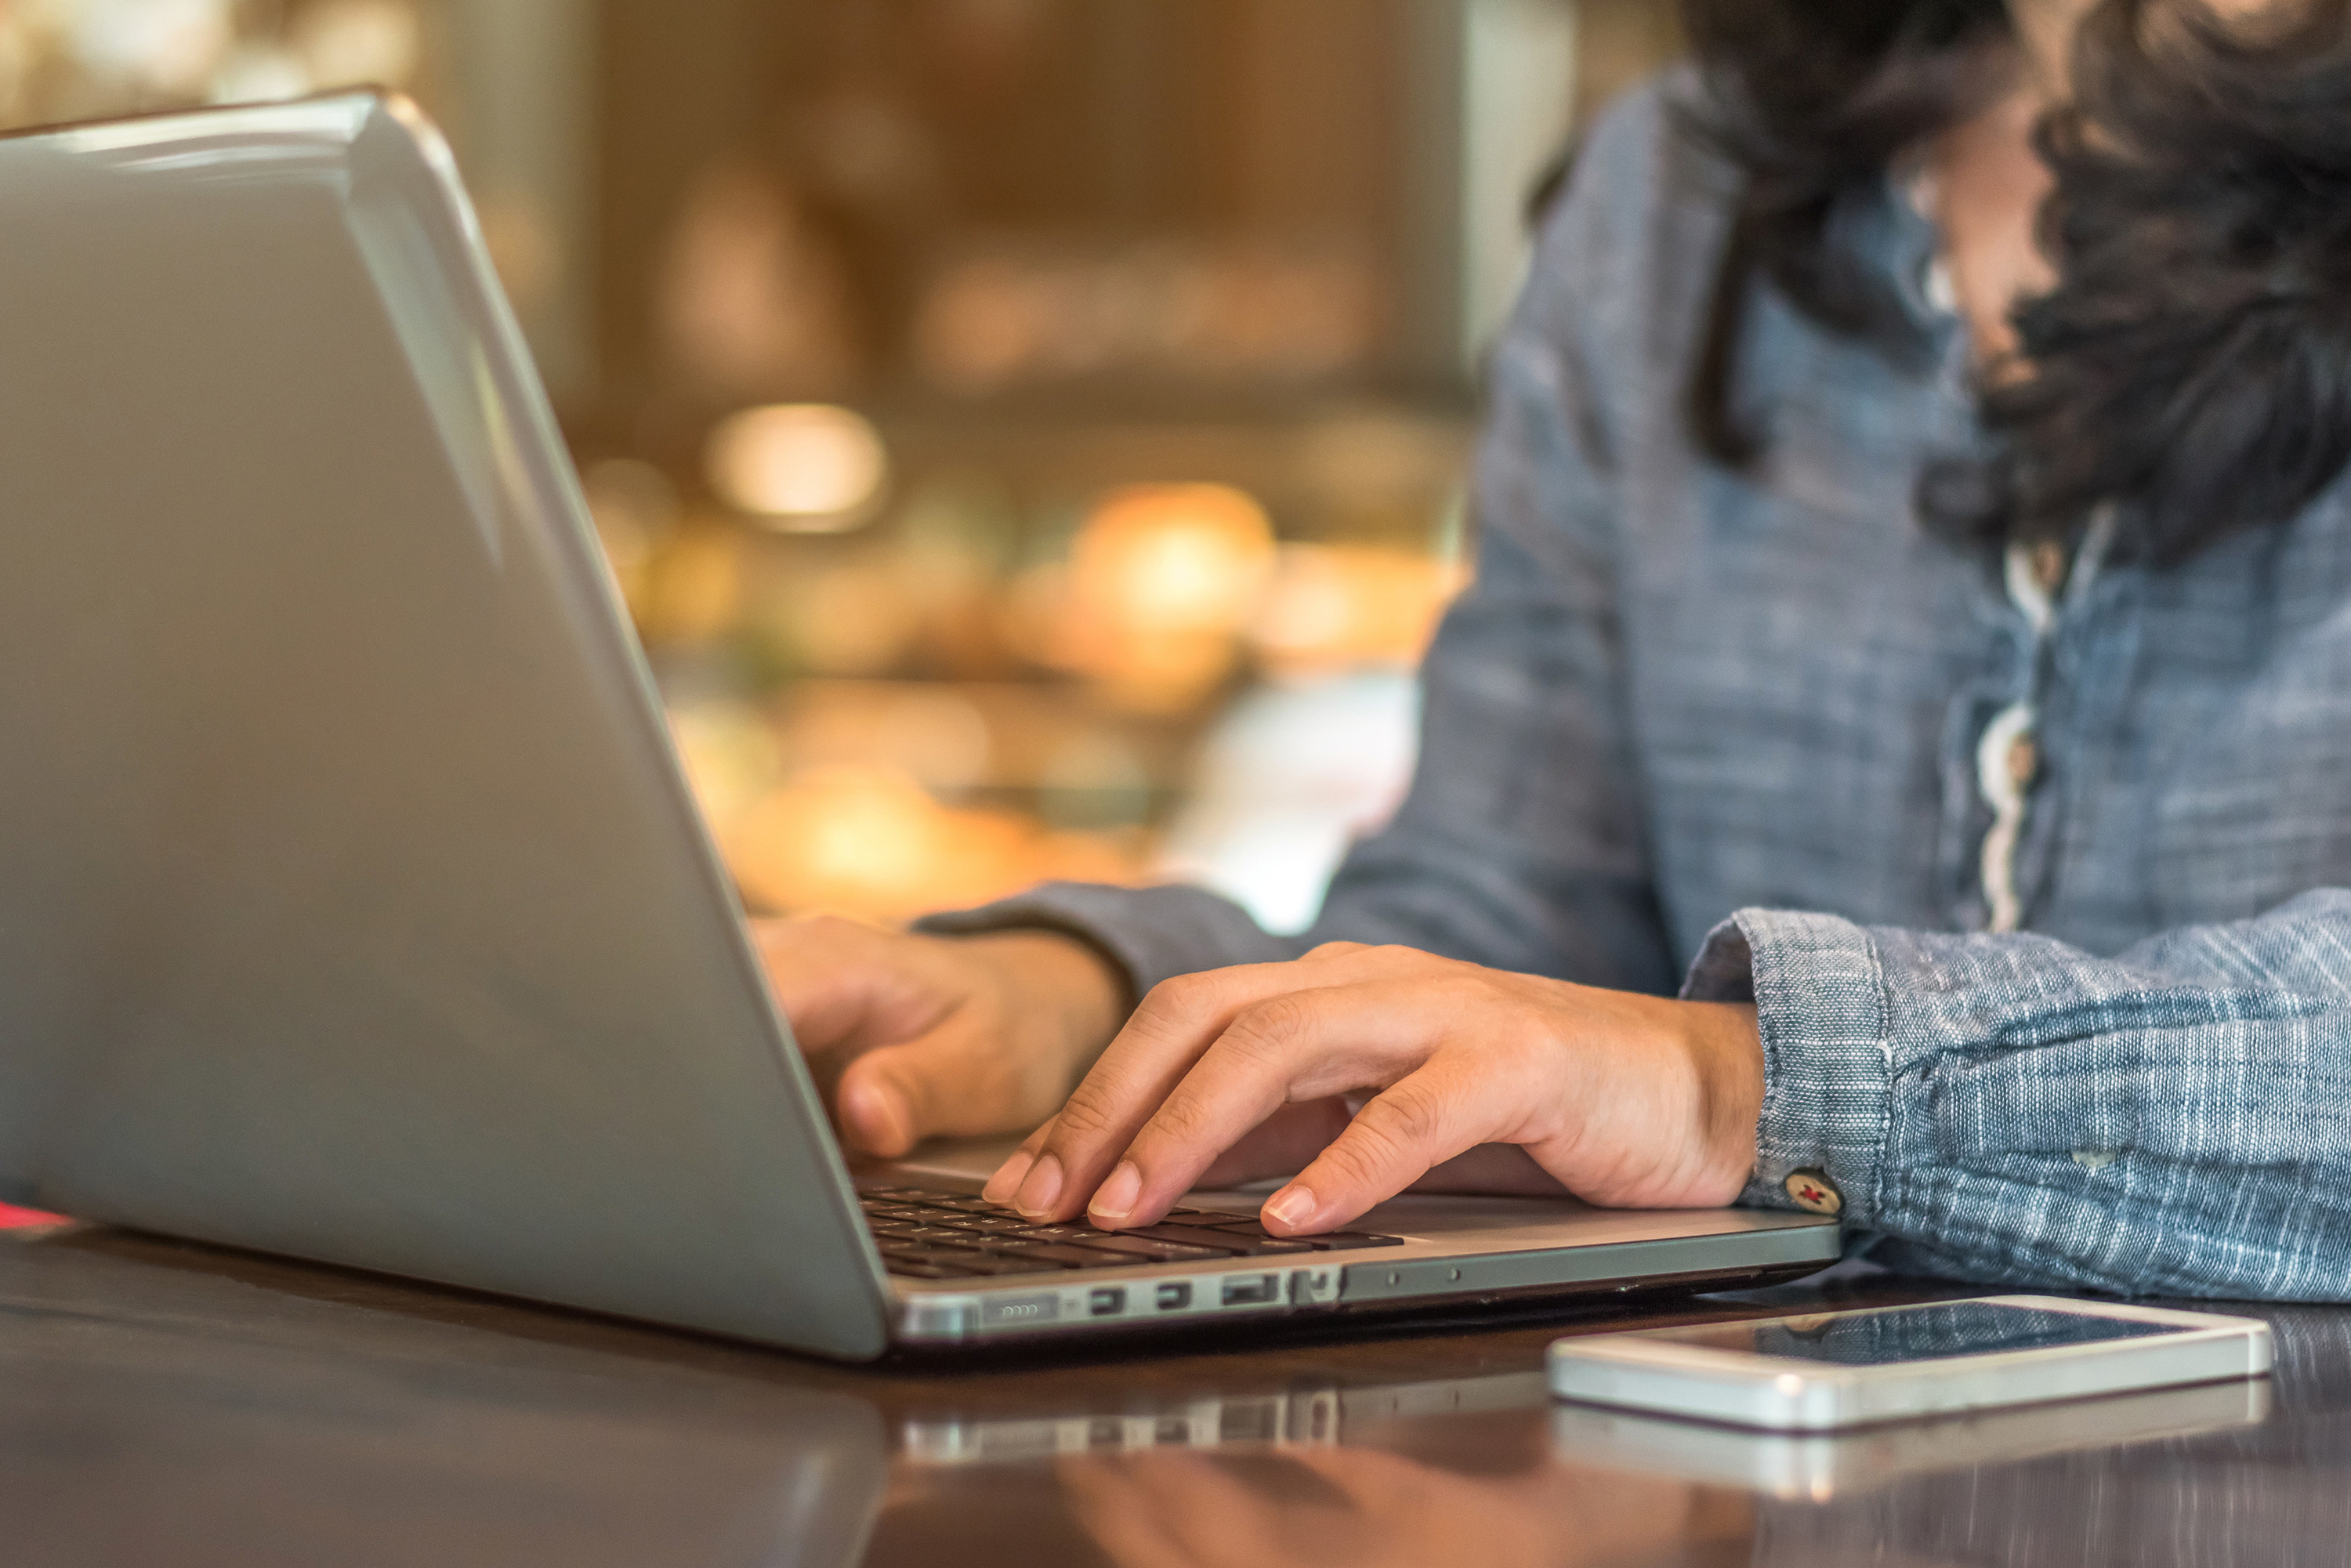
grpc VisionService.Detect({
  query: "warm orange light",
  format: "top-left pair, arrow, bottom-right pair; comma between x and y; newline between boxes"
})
1071,483 -> 1274,632
724,764 -> 1143,923
1021,483 -> 1277,710
1250,544 -> 1468,679
706,404 -> 889,527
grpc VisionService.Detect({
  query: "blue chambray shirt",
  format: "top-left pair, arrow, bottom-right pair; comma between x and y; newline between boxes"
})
924,71 -> 2351,1301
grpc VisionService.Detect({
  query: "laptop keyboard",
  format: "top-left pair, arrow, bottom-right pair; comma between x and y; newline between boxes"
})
858,1186 -> 1405,1280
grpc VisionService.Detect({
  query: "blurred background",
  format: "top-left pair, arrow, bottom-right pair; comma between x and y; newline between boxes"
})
0,0 -> 1683,931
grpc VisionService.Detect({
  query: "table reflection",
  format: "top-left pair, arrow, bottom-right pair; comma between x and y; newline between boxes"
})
14,1228 -> 2351,1568
896,1315 -> 2346,1568
1060,1447 -> 1748,1568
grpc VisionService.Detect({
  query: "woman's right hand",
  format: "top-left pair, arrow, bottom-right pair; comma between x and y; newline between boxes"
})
752,916 -> 1127,1159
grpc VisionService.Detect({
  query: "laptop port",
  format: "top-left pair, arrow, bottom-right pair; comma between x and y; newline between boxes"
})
1155,1281 -> 1191,1311
1089,1287 -> 1126,1317
1220,1273 -> 1278,1306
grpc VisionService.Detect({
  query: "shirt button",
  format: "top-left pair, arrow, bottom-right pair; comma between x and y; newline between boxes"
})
2029,539 -> 2070,596
1784,1170 -> 1844,1216
2006,733 -> 2039,789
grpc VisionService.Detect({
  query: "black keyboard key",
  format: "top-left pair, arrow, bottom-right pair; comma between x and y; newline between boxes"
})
879,1248 -> 985,1271
985,1241 -> 1134,1269
1192,1218 -> 1404,1249
942,1252 -> 1063,1276
1107,1223 -> 1257,1253
1143,1226 -> 1318,1257
1009,1223 -> 1120,1244
879,1240 -> 976,1258
1064,1235 -> 1226,1262
1002,1238 -> 1149,1262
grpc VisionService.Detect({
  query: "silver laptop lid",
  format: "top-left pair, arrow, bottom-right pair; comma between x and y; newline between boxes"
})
0,96 -> 891,1358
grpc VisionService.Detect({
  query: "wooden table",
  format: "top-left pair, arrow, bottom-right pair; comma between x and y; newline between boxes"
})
5,1222 -> 2345,1566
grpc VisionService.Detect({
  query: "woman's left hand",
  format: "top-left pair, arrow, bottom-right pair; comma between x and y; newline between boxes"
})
980,942 -> 1766,1235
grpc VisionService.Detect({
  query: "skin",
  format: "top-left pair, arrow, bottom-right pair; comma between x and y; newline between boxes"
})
757,0 -> 2124,1237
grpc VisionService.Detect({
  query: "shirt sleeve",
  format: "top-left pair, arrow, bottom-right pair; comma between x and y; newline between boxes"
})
1683,889 -> 2351,1299
918,84 -> 1690,1001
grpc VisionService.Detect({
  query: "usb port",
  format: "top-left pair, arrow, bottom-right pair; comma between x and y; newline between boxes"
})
1089,1287 -> 1126,1317
1155,1281 -> 1191,1311
1220,1273 -> 1278,1306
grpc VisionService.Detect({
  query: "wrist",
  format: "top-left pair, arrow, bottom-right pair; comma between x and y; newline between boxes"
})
957,930 -> 1127,1076
1679,1000 -> 1764,1201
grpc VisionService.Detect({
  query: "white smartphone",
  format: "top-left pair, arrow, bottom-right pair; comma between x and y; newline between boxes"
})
1547,1295 -> 2272,1432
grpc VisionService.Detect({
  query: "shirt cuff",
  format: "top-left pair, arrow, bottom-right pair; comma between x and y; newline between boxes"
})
1682,910 -> 1893,1222
912,880 -> 1296,1004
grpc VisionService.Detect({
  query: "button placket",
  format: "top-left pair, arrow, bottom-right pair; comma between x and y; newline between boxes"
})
1973,507 -> 2118,935
1976,701 -> 2038,932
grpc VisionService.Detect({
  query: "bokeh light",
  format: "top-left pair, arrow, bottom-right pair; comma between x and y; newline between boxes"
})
1020,483 -> 1278,712
705,404 -> 889,530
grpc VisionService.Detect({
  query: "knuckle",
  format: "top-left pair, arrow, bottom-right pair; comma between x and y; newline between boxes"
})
1138,972 -> 1207,1017
1141,1090 -> 1215,1148
1304,940 -> 1366,961
1222,994 -> 1316,1060
1356,1082 -> 1447,1153
1353,944 -> 1421,976
1313,1129 -> 1396,1190
1049,1083 -> 1120,1142
799,913 -> 868,945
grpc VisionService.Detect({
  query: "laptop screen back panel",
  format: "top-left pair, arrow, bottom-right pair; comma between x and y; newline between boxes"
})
0,98 -> 890,1359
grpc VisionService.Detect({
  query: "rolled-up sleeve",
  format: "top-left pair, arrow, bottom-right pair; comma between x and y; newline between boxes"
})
1685,889 -> 2351,1298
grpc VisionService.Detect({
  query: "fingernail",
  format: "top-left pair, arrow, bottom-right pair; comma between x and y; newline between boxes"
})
840,1081 -> 909,1154
1014,1152 -> 1064,1218
1089,1162 -> 1142,1224
1262,1184 -> 1317,1233
983,1150 -> 1034,1205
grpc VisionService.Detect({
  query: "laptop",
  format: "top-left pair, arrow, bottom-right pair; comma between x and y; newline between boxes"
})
0,95 -> 1838,1358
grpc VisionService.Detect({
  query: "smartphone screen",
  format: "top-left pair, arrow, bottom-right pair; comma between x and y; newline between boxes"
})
1639,1302 -> 2178,1367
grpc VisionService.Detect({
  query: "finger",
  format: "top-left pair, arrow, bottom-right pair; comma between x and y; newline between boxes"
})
1063,1454 -> 1281,1568
1058,1459 -> 1199,1568
1262,1058 -> 1512,1234
1090,980 -> 1454,1228
752,916 -> 947,1059
833,1011 -> 1036,1157
1003,961 -> 1309,1220
983,1117 -> 1056,1204
1013,948 -> 1435,1222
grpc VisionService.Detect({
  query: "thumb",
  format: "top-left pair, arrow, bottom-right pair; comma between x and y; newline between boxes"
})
832,1011 -> 998,1157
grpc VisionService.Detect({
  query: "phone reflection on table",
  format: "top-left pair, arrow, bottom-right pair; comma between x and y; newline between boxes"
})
1549,1376 -> 2273,1501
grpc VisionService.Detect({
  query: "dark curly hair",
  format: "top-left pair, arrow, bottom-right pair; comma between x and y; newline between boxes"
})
1683,0 -> 2351,562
